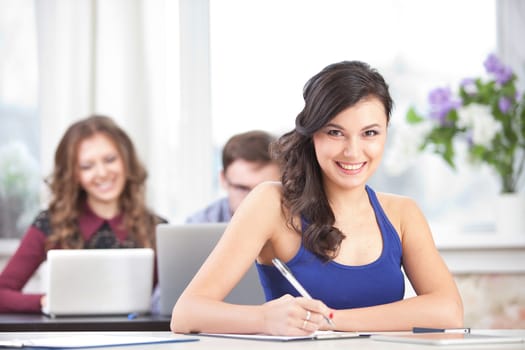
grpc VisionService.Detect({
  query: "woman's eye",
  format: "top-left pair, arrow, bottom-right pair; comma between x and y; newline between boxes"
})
104,155 -> 117,163
79,164 -> 93,171
327,129 -> 343,137
364,129 -> 379,137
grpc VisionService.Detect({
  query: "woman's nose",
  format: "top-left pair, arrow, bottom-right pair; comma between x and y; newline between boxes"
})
343,137 -> 360,157
94,163 -> 108,176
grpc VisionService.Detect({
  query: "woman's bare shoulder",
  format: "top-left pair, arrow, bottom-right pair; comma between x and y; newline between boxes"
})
233,181 -> 284,220
251,181 -> 283,201
375,191 -> 423,230
376,191 -> 418,210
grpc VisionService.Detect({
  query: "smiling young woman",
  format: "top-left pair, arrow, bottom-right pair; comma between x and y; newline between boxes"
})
170,61 -> 463,335
0,115 -> 166,313
312,97 -> 388,193
75,133 -> 127,219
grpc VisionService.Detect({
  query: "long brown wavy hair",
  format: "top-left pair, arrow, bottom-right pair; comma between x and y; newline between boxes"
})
271,61 -> 393,261
45,115 -> 161,250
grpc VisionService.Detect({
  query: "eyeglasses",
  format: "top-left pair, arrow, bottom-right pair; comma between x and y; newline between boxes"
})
224,178 -> 254,194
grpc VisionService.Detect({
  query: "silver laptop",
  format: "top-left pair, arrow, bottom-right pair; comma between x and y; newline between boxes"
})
371,333 -> 524,346
156,223 -> 266,316
43,248 -> 154,317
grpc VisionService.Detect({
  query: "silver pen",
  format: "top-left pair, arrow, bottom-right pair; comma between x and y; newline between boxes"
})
272,258 -> 335,327
413,327 -> 471,334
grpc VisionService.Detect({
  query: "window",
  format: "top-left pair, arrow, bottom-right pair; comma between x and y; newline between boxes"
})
0,0 -> 40,239
0,0 -> 507,235
210,0 -> 498,233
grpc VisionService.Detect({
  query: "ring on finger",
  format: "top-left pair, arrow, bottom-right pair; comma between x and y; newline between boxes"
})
302,320 -> 308,329
305,310 -> 311,321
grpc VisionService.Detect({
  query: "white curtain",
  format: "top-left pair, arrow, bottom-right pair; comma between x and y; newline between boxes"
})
497,0 -> 525,90
35,0 -> 95,177
35,0 -> 213,221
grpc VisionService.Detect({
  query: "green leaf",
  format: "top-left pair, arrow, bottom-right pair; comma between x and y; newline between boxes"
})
447,109 -> 459,123
406,107 -> 424,124
443,140 -> 456,169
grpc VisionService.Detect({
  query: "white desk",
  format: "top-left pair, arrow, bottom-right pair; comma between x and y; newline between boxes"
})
1,330 -> 523,349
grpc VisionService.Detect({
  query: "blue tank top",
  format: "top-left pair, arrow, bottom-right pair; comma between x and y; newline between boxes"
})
256,185 -> 404,309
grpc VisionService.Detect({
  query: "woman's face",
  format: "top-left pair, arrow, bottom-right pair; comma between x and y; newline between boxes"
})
76,133 -> 126,213
312,97 -> 388,192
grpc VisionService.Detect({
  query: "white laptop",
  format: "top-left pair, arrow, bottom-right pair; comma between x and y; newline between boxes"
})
43,248 -> 154,317
156,223 -> 266,316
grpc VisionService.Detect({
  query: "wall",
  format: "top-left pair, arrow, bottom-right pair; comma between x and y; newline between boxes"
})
435,233 -> 525,328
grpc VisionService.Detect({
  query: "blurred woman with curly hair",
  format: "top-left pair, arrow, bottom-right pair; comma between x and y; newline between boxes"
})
0,115 -> 166,313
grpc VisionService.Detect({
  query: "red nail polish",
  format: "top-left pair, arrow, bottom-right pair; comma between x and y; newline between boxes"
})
329,312 -> 334,319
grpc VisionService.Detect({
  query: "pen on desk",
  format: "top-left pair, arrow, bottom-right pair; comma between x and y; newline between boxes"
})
412,327 -> 470,334
271,258 -> 336,327
127,312 -> 139,320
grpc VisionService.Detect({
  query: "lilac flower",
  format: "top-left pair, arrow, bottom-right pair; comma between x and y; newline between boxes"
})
483,53 -> 513,85
484,54 -> 501,73
496,66 -> 513,85
498,96 -> 512,114
407,53 -> 523,193
428,87 -> 461,123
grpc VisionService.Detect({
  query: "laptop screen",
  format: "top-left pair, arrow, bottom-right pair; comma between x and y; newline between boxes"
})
43,248 -> 154,317
156,223 -> 265,316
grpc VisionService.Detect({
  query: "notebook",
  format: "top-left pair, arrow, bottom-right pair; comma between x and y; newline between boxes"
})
371,332 -> 524,346
156,223 -> 266,316
42,248 -> 154,317
0,334 -> 198,349
198,330 -> 364,342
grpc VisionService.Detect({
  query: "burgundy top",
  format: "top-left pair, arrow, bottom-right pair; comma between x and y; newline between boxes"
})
0,205 -> 161,313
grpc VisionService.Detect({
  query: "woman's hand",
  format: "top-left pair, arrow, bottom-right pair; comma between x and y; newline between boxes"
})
261,294 -> 334,335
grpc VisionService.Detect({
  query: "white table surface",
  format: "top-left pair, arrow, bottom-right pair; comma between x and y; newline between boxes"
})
1,329 -> 523,349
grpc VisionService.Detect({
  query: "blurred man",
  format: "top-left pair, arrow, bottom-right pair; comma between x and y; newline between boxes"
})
186,130 -> 280,223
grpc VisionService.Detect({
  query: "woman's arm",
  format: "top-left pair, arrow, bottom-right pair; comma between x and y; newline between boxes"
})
330,196 -> 463,332
170,182 -> 332,335
0,227 -> 47,313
